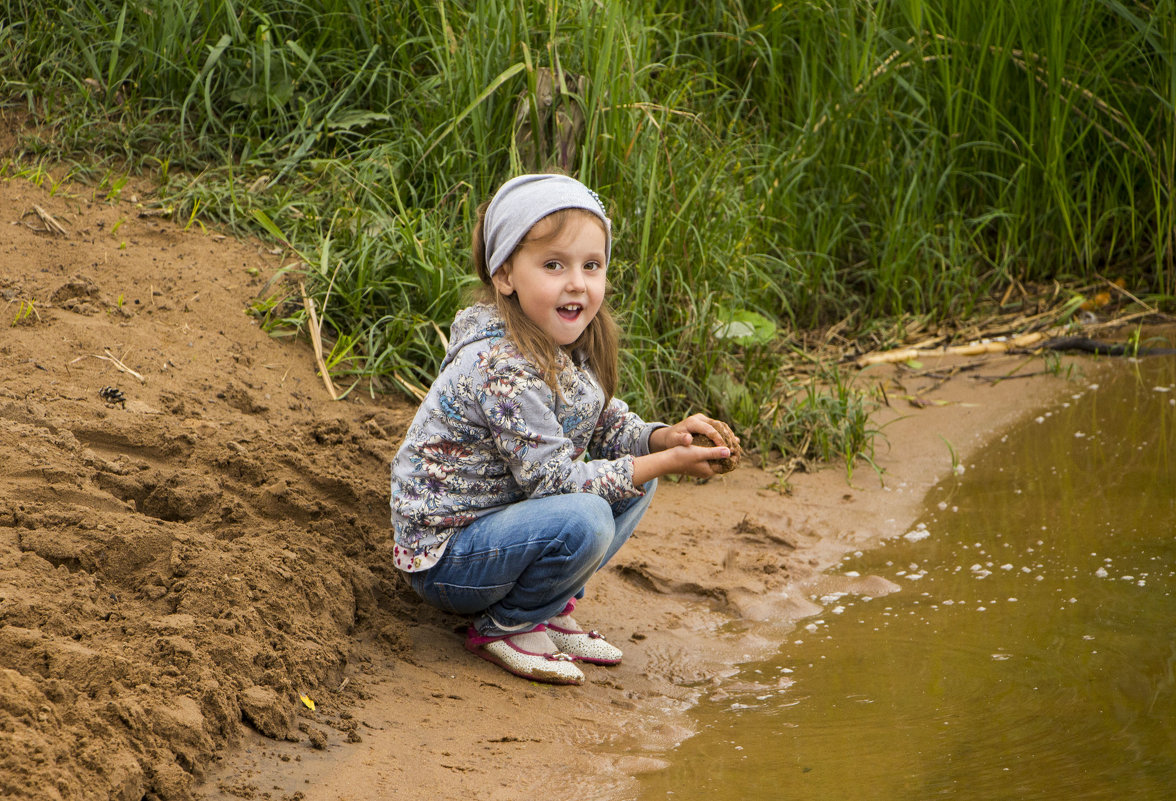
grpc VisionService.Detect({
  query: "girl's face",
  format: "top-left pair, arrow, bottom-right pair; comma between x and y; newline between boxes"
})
492,211 -> 608,347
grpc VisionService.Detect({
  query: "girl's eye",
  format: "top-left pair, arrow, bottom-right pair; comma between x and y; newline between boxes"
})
543,260 -> 562,271
584,261 -> 602,272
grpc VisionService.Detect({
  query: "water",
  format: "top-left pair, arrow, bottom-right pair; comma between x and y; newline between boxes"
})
640,356 -> 1176,801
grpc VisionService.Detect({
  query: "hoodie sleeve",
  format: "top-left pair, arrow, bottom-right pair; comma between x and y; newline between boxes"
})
589,395 -> 664,460
476,347 -> 644,503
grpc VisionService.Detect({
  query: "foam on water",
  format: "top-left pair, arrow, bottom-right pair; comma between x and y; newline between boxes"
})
640,356 -> 1176,801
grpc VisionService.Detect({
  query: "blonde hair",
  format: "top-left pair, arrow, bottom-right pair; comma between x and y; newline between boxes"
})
471,202 -> 620,400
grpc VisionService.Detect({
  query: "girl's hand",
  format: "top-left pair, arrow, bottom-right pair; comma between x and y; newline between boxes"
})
635,414 -> 739,483
671,441 -> 732,478
650,413 -> 737,453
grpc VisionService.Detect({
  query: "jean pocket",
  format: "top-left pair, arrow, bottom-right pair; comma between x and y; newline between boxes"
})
430,579 -> 514,615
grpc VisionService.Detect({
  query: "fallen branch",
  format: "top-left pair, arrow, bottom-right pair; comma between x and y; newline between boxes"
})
1032,336 -> 1176,357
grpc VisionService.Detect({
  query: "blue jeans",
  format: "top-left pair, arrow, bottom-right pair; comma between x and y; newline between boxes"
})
408,481 -> 656,636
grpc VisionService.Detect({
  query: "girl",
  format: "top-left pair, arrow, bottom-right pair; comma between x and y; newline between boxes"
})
390,173 -> 737,685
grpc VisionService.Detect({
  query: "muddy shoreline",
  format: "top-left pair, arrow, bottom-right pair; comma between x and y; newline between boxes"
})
196,354 -> 1084,801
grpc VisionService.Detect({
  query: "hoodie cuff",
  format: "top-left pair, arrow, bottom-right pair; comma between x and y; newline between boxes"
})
636,423 -> 668,457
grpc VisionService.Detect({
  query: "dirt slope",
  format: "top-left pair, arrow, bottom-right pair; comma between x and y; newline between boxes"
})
0,142 -> 419,799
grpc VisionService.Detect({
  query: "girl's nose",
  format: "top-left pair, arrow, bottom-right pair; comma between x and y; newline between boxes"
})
566,267 -> 587,292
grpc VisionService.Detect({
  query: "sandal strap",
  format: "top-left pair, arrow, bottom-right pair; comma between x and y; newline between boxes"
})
465,624 -> 547,648
545,620 -> 597,637
465,626 -> 575,661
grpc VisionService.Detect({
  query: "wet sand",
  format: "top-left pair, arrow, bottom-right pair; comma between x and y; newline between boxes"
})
197,354 -> 1080,801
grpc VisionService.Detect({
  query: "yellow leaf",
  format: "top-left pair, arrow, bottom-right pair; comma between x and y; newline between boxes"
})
300,694 -> 316,711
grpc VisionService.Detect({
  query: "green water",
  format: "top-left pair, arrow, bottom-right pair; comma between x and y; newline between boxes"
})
640,356 -> 1176,801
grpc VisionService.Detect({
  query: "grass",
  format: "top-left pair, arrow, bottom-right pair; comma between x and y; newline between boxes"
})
2,0 -> 1173,470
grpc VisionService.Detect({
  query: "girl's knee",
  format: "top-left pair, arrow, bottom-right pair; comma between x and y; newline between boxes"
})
560,494 -> 614,556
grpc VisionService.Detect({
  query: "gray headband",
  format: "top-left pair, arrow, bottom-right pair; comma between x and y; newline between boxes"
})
484,174 -> 612,277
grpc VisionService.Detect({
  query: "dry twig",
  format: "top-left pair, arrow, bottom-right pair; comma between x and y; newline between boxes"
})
299,281 -> 340,401
22,205 -> 69,236
392,372 -> 428,403
69,349 -> 146,383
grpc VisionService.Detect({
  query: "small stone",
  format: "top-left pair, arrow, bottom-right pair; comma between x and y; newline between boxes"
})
691,419 -> 743,473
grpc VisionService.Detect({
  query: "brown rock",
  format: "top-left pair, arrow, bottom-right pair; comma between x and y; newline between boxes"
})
691,420 -> 743,473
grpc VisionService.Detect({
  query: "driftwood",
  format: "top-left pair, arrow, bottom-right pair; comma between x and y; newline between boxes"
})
858,329 -> 1176,371
856,332 -> 1048,367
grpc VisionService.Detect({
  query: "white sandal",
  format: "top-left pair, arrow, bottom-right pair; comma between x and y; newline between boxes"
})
546,602 -> 623,665
465,626 -> 584,685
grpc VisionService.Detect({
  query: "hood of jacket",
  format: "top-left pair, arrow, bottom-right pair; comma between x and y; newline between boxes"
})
438,303 -> 505,372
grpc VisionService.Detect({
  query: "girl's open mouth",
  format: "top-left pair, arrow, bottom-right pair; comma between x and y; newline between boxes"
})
557,304 -> 582,321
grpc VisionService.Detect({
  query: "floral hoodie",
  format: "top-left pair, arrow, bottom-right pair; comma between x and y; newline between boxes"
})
390,303 -> 662,572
